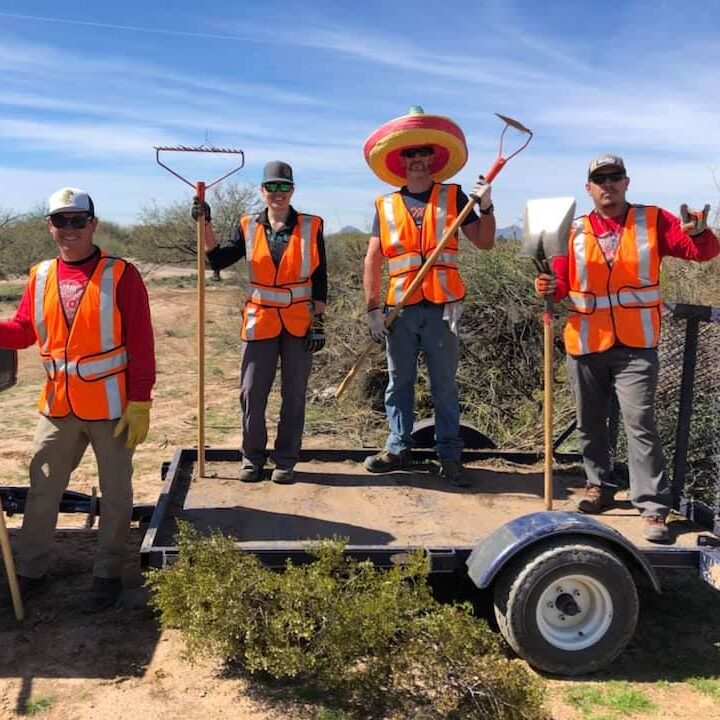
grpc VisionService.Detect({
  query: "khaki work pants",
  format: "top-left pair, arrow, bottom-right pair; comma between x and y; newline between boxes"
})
17,414 -> 135,579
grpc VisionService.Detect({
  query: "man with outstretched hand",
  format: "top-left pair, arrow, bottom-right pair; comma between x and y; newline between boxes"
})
0,187 -> 156,611
361,106 -> 496,488
535,155 -> 719,543
198,161 -> 327,485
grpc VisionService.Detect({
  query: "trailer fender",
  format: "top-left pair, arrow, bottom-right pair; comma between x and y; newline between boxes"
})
699,546 -> 720,591
466,511 -> 660,593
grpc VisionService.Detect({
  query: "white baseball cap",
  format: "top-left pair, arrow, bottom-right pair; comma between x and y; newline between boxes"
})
47,187 -> 95,216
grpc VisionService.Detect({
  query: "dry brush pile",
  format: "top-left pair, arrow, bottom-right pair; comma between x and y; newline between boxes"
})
312,232 -> 573,450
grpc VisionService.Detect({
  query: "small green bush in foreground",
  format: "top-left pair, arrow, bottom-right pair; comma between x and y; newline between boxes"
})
147,522 -> 547,719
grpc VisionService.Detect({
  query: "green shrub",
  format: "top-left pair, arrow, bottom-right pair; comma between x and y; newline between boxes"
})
147,523 -> 547,719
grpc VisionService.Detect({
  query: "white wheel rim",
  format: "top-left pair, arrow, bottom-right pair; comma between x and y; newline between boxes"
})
535,573 -> 613,651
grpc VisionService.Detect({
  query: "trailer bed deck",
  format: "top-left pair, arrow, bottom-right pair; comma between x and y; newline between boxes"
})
141,449 -> 714,569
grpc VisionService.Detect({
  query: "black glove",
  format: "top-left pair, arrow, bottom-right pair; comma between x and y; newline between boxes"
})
305,314 -> 326,353
191,197 -> 211,222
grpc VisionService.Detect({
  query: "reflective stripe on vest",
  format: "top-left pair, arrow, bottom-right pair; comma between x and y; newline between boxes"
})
564,206 -> 661,355
31,254 -> 128,419
33,260 -> 52,349
241,213 -> 320,340
378,183 -> 465,306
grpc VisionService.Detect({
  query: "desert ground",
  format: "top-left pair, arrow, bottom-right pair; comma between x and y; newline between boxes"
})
1,269 -> 719,719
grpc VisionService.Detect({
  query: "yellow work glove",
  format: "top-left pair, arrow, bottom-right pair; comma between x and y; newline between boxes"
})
113,401 -> 152,449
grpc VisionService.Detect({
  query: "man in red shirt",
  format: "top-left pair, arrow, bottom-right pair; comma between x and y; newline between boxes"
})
535,155 -> 719,542
0,187 -> 156,611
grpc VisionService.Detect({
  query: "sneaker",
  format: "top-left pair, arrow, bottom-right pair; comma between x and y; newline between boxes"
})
81,577 -> 123,614
271,467 -> 295,485
363,450 -> 412,473
643,515 -> 671,544
439,459 -> 469,488
238,464 -> 263,483
576,485 -> 616,514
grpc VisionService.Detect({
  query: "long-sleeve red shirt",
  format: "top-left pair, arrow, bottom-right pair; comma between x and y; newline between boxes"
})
550,206 -> 720,300
0,248 -> 156,401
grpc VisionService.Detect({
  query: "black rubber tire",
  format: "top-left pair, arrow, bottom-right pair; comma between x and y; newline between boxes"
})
410,417 -> 496,449
493,538 -> 639,676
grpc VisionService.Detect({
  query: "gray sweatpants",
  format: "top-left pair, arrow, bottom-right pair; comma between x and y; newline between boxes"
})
567,346 -> 670,518
240,331 -> 313,470
18,414 -> 135,579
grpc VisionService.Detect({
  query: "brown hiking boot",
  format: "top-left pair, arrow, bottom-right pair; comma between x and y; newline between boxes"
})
643,515 -> 671,544
363,449 -> 412,473
576,485 -> 615,514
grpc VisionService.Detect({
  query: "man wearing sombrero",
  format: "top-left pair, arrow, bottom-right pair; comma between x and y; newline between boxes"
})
362,106 -> 495,486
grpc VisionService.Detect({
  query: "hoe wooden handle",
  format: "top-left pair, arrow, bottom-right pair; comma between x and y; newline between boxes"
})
334,186 -> 488,399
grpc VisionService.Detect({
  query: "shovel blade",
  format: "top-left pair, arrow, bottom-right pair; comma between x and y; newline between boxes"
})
520,196 -> 576,262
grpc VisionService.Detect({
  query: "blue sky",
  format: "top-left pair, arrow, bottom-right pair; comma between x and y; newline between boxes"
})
0,0 -> 719,233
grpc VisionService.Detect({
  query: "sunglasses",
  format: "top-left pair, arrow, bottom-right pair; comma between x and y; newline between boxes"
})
263,182 -> 293,193
49,214 -> 93,229
401,146 -> 434,158
590,172 -> 626,185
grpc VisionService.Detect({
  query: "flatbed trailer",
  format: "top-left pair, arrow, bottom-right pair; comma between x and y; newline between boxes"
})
140,446 -> 720,676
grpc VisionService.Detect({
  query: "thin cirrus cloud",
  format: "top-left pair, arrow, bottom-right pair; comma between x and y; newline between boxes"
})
0,3 -> 718,232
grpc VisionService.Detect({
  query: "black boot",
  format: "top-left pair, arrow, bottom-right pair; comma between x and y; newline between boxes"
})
81,577 -> 123,614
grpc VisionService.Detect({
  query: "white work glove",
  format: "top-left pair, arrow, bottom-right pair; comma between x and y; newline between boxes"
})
679,203 -> 710,237
469,175 -> 493,212
367,308 -> 388,342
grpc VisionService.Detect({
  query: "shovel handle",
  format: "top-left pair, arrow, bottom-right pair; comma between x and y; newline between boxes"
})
543,301 -> 554,511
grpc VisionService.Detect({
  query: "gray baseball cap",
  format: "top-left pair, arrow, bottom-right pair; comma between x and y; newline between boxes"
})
588,154 -> 626,178
262,160 -> 294,184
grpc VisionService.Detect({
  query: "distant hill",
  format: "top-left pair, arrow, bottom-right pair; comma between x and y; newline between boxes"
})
329,224 -> 521,240
495,224 -> 521,240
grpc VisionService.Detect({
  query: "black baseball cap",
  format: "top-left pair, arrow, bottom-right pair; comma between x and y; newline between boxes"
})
262,161 -> 294,185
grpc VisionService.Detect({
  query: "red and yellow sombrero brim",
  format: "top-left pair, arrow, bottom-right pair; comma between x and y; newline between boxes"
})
363,108 -> 468,186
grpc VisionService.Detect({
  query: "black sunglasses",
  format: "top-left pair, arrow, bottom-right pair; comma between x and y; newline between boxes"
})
401,146 -> 434,158
49,214 -> 93,229
590,172 -> 626,185
263,181 -> 293,193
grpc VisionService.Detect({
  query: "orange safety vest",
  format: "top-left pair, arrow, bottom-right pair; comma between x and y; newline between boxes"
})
565,205 -> 662,356
376,183 -> 466,307
28,253 -> 128,420
241,213 -> 321,341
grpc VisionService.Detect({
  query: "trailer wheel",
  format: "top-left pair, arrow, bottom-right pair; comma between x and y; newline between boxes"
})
493,539 -> 638,676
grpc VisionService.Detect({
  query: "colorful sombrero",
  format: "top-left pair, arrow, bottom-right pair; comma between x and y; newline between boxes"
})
363,106 -> 468,186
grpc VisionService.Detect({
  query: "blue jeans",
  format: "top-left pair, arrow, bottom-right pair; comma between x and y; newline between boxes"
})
383,303 -> 463,460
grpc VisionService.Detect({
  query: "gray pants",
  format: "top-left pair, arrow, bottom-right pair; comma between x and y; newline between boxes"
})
18,414 -> 135,579
240,331 -> 313,470
567,346 -> 670,518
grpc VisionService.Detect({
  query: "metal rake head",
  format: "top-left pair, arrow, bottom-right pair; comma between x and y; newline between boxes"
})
154,144 -> 245,191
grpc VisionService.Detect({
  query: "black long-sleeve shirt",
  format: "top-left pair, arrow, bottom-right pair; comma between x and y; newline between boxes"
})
207,206 -> 328,304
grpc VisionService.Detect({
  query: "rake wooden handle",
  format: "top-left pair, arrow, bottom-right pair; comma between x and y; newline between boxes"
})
334,186 -> 489,399
0,507 -> 23,620
196,181 -> 206,479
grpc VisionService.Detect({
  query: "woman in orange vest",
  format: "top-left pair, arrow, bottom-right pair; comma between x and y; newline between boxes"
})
361,107 -> 496,487
0,187 -> 156,612
200,161 -> 327,485
535,154 -> 719,543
